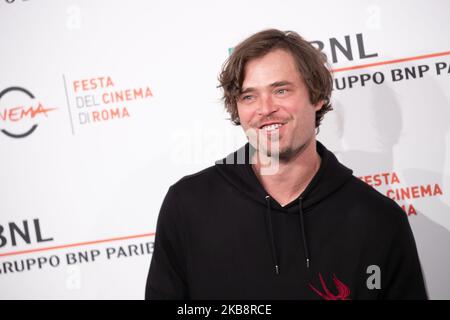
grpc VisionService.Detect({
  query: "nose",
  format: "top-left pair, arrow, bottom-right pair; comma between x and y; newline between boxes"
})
257,93 -> 279,117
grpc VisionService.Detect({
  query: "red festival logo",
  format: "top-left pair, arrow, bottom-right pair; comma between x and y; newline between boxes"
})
309,273 -> 351,300
0,86 -> 56,138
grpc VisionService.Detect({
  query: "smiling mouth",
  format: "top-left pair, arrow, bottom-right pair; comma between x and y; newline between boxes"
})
259,123 -> 285,132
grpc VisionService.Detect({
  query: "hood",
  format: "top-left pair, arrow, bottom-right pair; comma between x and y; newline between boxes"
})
214,140 -> 353,273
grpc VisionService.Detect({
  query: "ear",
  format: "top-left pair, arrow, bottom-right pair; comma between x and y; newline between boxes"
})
314,100 -> 325,112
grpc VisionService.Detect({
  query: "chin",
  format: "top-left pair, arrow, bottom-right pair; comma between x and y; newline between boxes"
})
257,144 -> 291,159
268,142 -> 309,161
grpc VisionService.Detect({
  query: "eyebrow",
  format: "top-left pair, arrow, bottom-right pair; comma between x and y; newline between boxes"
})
240,81 -> 294,94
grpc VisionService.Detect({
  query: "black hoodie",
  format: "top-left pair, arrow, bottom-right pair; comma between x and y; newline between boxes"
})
146,141 -> 428,300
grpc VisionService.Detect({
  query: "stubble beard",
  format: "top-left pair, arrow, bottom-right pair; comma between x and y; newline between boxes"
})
259,135 -> 310,163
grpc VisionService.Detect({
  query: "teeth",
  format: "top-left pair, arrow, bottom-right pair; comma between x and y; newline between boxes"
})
262,123 -> 282,131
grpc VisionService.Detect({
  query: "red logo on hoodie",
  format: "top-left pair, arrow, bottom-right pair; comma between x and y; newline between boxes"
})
309,273 -> 351,300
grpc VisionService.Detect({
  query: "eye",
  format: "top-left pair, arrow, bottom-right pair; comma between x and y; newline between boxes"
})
276,89 -> 288,95
241,95 -> 253,101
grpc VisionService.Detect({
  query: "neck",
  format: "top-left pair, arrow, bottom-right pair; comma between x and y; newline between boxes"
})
251,138 -> 321,206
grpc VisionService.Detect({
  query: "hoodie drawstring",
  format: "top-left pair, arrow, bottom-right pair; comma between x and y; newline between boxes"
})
298,197 -> 310,269
265,196 -> 279,275
264,195 -> 311,275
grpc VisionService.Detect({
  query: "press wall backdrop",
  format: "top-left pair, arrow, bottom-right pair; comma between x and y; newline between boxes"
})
1,0 -> 449,299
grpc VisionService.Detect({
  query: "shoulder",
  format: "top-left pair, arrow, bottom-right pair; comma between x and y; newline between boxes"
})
158,166 -> 220,219
341,176 -> 408,228
168,165 -> 221,195
177,165 -> 217,183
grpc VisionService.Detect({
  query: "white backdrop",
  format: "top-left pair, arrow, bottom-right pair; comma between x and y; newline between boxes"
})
0,0 -> 449,299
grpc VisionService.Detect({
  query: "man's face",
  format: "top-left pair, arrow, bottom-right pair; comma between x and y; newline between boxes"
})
237,49 -> 323,160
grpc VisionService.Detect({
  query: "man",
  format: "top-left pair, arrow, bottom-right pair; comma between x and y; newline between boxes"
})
145,29 -> 427,299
